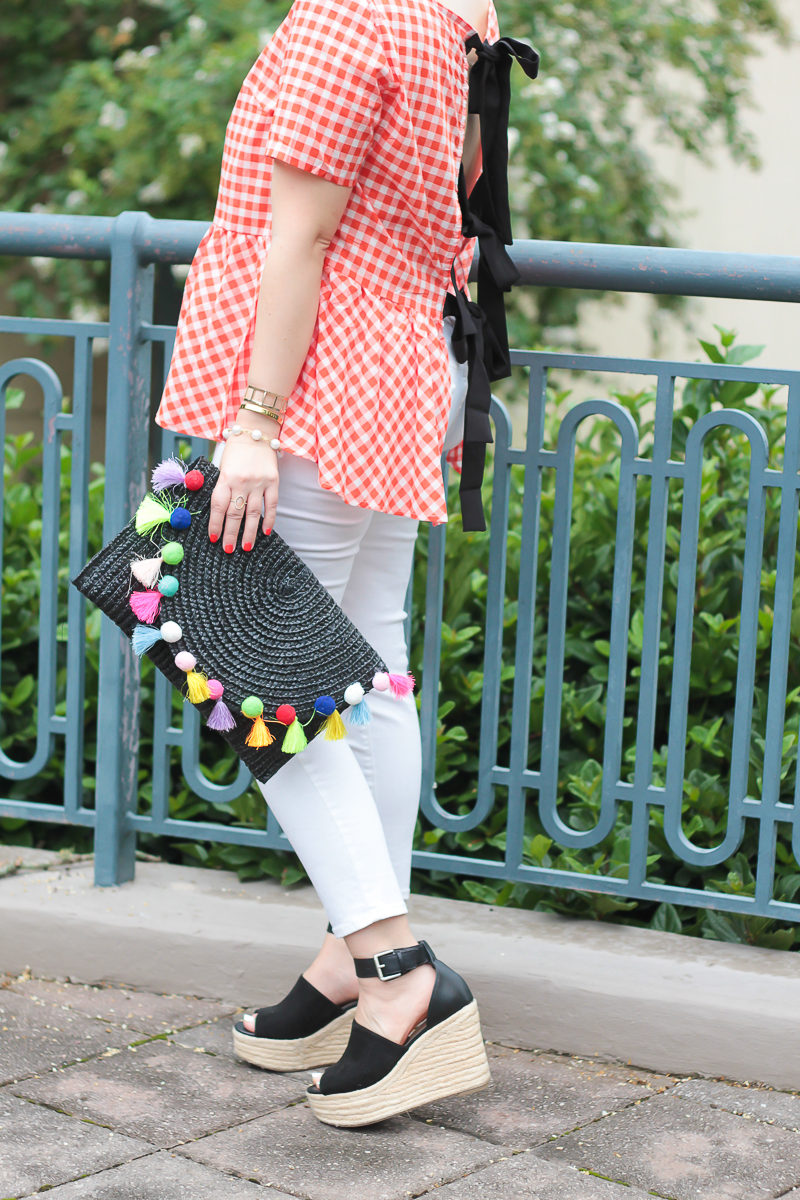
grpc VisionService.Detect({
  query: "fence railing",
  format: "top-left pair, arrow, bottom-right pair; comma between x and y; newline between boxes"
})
2,210 -> 800,923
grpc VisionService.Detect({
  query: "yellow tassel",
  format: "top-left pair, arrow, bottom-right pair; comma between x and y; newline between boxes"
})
185,671 -> 211,703
322,709 -> 347,741
246,715 -> 274,747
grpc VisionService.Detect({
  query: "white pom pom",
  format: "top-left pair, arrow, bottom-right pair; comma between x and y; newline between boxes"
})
160,621 -> 183,643
344,682 -> 365,706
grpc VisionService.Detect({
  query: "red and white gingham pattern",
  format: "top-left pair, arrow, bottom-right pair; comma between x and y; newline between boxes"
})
156,0 -> 500,525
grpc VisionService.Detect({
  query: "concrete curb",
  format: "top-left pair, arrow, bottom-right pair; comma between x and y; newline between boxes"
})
2,854 -> 798,1090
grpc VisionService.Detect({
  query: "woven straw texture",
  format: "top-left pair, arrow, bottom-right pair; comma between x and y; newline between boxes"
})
72,455 -> 387,782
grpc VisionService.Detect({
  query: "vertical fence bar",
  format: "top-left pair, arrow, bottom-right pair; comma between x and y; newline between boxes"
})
93,212 -> 154,886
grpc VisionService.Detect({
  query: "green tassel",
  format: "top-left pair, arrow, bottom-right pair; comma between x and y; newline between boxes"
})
281,717 -> 308,754
135,493 -> 173,536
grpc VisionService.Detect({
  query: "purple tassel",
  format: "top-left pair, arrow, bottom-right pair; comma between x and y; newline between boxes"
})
207,697 -> 236,732
151,455 -> 187,493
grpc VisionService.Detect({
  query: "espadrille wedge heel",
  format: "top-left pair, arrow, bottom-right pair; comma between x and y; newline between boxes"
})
233,975 -> 356,1071
307,941 -> 490,1127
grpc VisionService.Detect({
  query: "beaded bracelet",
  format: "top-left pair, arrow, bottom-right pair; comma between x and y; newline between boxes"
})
222,424 -> 280,451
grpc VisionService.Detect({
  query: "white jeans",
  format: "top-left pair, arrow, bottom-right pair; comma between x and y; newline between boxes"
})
211,314 -> 466,938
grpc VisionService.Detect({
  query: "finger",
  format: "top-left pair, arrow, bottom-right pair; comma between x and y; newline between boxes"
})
222,493 -> 248,553
208,482 -> 232,542
262,480 -> 279,536
241,493 -> 264,552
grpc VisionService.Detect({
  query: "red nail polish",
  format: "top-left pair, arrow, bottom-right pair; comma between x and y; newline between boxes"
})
243,541 -> 252,552
209,533 -> 219,543
224,543 -> 234,554
265,527 -> 272,536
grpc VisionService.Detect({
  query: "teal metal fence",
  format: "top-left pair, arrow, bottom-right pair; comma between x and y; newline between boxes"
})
2,210 -> 800,922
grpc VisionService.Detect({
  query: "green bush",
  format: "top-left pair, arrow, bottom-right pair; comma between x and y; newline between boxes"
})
3,327 -> 799,949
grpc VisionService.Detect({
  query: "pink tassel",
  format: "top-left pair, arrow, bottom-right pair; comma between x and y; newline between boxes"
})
387,671 -> 415,698
129,588 -> 162,624
207,697 -> 236,732
151,455 -> 187,492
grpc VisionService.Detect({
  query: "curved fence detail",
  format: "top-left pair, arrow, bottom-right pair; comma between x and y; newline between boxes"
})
2,210 -> 800,922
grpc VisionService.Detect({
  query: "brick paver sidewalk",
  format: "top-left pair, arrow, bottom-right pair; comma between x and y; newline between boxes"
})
1,971 -> 799,1199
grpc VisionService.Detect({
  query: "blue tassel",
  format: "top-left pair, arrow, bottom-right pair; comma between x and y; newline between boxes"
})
346,698 -> 372,727
131,623 -> 163,656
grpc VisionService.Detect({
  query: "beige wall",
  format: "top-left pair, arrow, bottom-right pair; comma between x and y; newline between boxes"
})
580,15 -> 799,370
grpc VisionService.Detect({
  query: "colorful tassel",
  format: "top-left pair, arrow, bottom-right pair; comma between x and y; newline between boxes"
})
388,671 -> 415,698
185,671 -> 211,704
281,718 -> 308,754
135,493 -> 173,536
151,455 -> 187,492
321,709 -> 346,741
246,715 -> 274,747
346,698 -> 372,727
129,588 -> 162,624
130,554 -> 163,588
131,623 -> 163,656
206,680 -> 236,732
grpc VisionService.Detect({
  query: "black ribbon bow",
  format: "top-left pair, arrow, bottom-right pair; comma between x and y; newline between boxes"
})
445,33 -> 540,532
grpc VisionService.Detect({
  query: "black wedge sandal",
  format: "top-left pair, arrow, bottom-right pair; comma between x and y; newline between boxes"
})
233,924 -> 356,1072
306,940 -> 490,1127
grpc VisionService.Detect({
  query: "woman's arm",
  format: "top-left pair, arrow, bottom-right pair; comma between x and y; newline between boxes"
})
207,159 -> 353,549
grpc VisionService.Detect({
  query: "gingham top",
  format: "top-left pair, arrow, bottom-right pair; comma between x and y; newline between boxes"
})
155,0 -> 500,525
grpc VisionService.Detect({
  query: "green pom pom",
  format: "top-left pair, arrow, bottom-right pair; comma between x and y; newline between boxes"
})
157,575 -> 179,597
135,493 -> 173,536
162,541 -> 184,565
241,695 -> 263,719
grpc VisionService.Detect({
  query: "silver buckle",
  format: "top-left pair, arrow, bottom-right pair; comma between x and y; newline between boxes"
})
373,951 -> 401,982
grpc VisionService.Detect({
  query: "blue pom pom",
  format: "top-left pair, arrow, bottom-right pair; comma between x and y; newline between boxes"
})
169,506 -> 191,530
131,623 -> 163,656
314,694 -> 336,716
346,698 -> 372,727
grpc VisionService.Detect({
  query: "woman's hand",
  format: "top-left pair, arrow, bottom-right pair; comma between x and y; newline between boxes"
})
208,422 -> 280,551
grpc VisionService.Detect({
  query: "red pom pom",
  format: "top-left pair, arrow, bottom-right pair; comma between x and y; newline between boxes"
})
275,703 -> 296,725
185,469 -> 204,491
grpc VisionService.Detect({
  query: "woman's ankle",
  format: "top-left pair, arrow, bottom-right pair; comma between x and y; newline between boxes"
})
303,932 -> 359,1005
354,963 -> 436,1044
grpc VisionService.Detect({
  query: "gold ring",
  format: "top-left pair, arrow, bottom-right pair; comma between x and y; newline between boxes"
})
233,495 -> 246,510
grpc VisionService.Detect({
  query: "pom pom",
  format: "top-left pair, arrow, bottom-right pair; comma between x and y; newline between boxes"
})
207,697 -> 237,732
388,671 -> 415,698
157,575 -> 179,597
151,455 -> 187,492
129,588 -> 162,624
344,682 -> 365,706
321,709 -> 346,741
162,541 -> 184,566
241,695 -> 264,719
207,679 -> 224,700
276,703 -> 296,725
170,506 -> 191,530
135,494 -> 173,536
372,671 -> 390,692
160,620 -> 182,643
184,469 -> 204,491
345,698 -> 372,727
130,554 -> 163,588
281,718 -> 308,754
185,670 -> 211,703
175,650 -> 197,672
246,714 -> 275,747
314,695 -> 336,717
131,623 -> 163,656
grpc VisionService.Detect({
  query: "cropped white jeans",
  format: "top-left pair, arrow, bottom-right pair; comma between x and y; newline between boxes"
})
211,314 -> 468,938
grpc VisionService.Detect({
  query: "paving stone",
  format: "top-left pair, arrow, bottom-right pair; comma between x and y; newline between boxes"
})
7,977 -> 235,1035
20,1150 -> 295,1198
412,1044 -> 675,1149
430,1152 -> 659,1198
0,1092 -> 152,1197
10,1038 -> 306,1149
676,1078 -> 800,1131
180,1102 -> 504,1200
533,1091 -> 800,1200
170,1014 -> 241,1060
0,988 -> 136,1085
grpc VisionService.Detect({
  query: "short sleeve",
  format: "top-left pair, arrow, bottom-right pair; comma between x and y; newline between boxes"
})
486,0 -> 500,42
265,0 -> 385,189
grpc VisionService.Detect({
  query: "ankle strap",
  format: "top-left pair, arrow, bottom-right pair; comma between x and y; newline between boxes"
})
354,940 -> 436,981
